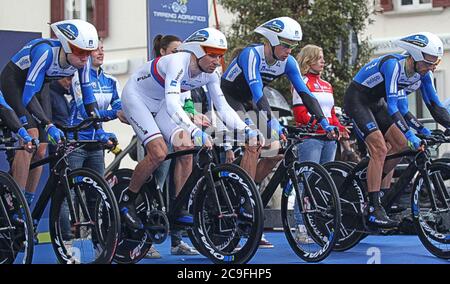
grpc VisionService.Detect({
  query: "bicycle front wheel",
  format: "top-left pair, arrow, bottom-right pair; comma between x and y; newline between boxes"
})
281,161 -> 341,262
412,162 -> 450,259
192,163 -> 264,264
49,168 -> 121,264
0,171 -> 34,264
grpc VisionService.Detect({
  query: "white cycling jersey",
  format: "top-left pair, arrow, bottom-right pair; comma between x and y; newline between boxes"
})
122,51 -> 247,146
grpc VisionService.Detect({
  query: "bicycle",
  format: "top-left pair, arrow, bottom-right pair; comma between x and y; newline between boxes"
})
320,132 -> 450,258
29,117 -> 121,264
111,144 -> 264,264
0,127 -> 34,264
231,125 -> 341,262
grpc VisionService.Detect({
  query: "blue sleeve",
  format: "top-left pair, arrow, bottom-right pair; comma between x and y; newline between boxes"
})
420,72 -> 450,128
78,57 -> 96,106
420,72 -> 443,107
22,44 -> 53,107
98,80 -> 122,120
237,47 -> 264,104
285,56 -> 325,122
380,59 -> 401,116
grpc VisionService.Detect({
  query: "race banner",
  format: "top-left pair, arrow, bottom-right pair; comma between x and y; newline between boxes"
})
147,0 -> 209,59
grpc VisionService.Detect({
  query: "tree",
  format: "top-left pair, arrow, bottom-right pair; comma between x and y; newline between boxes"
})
219,0 -> 375,107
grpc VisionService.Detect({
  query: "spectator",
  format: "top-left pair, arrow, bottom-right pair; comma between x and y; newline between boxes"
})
292,44 -> 347,243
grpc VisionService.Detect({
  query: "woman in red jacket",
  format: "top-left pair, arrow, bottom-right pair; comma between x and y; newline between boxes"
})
292,44 -> 349,243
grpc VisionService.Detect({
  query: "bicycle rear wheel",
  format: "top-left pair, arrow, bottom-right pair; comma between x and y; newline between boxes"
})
0,171 -> 34,264
192,163 -> 264,264
281,161 -> 341,262
412,162 -> 450,259
49,168 -> 121,264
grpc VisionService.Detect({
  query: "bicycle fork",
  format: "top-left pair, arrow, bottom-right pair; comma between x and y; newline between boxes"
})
60,170 -> 94,228
203,164 -> 236,220
419,167 -> 450,212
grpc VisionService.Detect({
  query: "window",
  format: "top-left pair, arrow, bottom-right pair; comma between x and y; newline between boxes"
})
51,0 -> 109,38
397,0 -> 432,11
64,0 -> 94,22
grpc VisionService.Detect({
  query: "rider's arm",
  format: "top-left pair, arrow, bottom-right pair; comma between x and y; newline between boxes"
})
286,57 -> 326,124
237,47 -> 272,117
77,58 -> 102,128
207,71 -> 247,131
164,58 -> 200,136
397,90 -> 425,131
381,59 -> 410,134
22,43 -> 54,126
420,72 -> 450,128
98,77 -> 122,120
0,93 -> 23,132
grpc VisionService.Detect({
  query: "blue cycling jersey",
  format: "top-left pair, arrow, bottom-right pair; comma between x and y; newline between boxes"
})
352,53 -> 450,130
69,67 -> 122,139
222,44 -> 326,122
10,38 -> 96,108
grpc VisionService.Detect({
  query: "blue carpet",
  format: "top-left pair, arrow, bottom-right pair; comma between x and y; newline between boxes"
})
31,231 -> 450,264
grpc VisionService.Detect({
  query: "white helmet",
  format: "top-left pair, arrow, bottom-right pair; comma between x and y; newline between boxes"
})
254,17 -> 302,46
179,27 -> 227,58
395,32 -> 443,62
50,19 -> 98,54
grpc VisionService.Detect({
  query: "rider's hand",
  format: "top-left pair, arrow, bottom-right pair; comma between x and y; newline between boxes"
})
192,129 -> 212,149
244,127 -> 265,147
17,127 -> 37,153
319,119 -> 338,140
193,113 -> 211,127
95,129 -> 117,145
405,130 -> 423,151
267,118 -> 285,141
45,124 -> 65,145
339,127 -> 351,140
225,149 -> 235,163
419,127 -> 432,137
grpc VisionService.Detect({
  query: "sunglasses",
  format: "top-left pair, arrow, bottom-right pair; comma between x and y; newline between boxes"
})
278,39 -> 299,49
421,57 -> 441,67
69,43 -> 93,57
202,46 -> 227,57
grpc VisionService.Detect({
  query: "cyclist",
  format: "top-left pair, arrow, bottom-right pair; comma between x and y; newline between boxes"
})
221,17 -> 337,247
119,27 -> 257,230
344,32 -> 450,228
221,16 -> 337,184
0,19 -> 109,207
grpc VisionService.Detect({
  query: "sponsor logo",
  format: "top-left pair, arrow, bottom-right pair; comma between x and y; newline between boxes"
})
170,80 -> 178,87
366,122 -> 377,131
137,73 -> 151,82
262,19 -> 284,33
129,116 -> 149,135
57,23 -> 79,40
401,34 -> 429,48
185,30 -> 209,43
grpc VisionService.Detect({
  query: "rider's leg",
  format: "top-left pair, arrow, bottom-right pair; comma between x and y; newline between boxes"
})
382,124 -> 408,177
255,141 -> 283,184
11,128 -> 38,206
25,142 -> 47,194
241,144 -> 261,180
128,138 -> 168,193
121,137 -> 167,230
171,130 -> 193,197
365,130 -> 398,228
